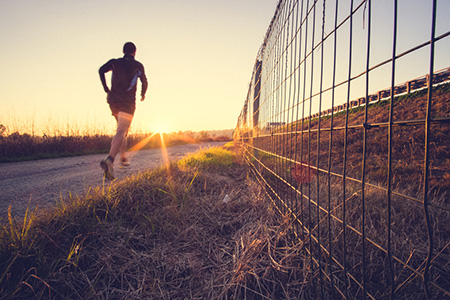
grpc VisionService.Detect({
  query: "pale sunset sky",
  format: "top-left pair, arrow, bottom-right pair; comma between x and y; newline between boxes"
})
0,0 -> 449,135
0,0 -> 278,135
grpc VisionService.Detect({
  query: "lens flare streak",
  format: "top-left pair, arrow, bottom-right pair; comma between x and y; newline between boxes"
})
159,132 -> 170,168
127,132 -> 157,155
126,132 -> 170,169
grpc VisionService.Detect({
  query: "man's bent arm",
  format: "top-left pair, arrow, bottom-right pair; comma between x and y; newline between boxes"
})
99,61 -> 113,93
140,66 -> 148,100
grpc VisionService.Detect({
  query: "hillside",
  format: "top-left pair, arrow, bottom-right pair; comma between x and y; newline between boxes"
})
248,82 -> 450,299
257,82 -> 450,196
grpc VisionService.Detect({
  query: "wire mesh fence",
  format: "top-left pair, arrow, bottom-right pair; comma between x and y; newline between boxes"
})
234,0 -> 450,299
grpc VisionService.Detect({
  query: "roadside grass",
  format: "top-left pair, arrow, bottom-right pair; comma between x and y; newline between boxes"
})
0,146 -> 314,299
177,146 -> 235,170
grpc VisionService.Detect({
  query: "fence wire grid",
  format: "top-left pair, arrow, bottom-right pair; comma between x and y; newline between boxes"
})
234,0 -> 450,299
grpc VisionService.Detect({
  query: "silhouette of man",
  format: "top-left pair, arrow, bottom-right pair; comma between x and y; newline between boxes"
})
99,42 -> 148,180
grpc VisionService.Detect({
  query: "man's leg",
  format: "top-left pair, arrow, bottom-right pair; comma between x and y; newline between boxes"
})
101,112 -> 133,180
109,112 -> 133,159
119,129 -> 129,161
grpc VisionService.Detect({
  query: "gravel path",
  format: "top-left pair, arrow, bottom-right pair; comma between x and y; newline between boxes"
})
0,142 -> 226,219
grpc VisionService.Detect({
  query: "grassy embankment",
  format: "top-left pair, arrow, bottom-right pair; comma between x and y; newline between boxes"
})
0,144 -> 314,299
249,82 -> 450,298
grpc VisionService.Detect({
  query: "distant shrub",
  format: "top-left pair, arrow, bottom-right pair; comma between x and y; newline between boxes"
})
0,133 -> 112,162
0,131 -> 232,163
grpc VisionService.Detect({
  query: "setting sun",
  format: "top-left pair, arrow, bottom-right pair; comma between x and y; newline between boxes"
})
149,121 -> 172,134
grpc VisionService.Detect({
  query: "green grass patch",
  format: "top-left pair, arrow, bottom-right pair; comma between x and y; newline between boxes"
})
177,146 -> 235,170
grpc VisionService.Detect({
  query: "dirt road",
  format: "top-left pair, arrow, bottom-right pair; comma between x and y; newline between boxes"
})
0,142 -> 226,219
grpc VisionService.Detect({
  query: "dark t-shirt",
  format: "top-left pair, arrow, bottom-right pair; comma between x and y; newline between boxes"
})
99,54 -> 148,115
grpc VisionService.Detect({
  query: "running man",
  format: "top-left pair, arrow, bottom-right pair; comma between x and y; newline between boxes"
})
99,42 -> 148,180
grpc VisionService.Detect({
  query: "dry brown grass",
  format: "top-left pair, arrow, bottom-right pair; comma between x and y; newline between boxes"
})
0,147 -> 319,300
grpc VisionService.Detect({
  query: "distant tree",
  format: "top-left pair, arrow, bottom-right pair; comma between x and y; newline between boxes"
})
183,131 -> 196,139
199,131 -> 210,141
0,124 -> 6,136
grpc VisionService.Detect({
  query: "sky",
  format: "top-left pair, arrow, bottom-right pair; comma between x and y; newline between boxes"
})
247,0 -> 450,123
0,0 -> 279,135
1,0 -> 449,136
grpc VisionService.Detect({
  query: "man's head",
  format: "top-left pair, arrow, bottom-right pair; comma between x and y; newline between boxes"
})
123,42 -> 136,56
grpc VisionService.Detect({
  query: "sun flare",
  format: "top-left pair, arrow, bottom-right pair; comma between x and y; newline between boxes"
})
150,121 -> 172,134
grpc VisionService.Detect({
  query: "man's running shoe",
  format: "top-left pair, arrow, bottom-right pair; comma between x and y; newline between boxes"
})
120,157 -> 131,167
100,157 -> 115,180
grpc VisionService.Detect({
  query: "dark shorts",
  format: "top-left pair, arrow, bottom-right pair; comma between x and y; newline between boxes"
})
109,102 -> 136,116
107,93 -> 136,116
